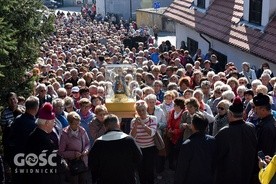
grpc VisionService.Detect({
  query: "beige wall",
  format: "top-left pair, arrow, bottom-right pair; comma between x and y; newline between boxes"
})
136,8 -> 175,32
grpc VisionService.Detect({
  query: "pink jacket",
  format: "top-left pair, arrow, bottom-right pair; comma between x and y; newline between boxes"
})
59,126 -> 90,166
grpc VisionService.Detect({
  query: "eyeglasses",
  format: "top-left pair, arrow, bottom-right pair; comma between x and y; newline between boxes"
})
217,107 -> 225,110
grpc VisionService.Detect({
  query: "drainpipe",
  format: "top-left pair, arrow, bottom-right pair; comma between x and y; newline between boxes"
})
104,0 -> 106,16
130,0 -> 132,21
199,33 -> 211,50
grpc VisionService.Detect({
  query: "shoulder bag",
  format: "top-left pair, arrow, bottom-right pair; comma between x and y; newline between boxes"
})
149,117 -> 165,150
68,135 -> 88,176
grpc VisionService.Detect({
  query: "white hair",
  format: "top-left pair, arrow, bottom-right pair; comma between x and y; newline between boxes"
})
251,79 -> 262,86
207,71 -> 215,79
193,89 -> 204,98
263,69 -> 272,76
214,81 -> 225,88
261,72 -> 271,80
36,83 -> 47,91
36,118 -> 47,125
222,90 -> 235,102
237,85 -> 247,94
220,84 -> 232,92
144,94 -> 157,101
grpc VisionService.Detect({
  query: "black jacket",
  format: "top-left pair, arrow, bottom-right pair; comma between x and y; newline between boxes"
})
214,120 -> 257,184
256,114 -> 276,157
175,132 -> 216,184
23,127 -> 59,184
9,113 -> 37,155
89,130 -> 142,184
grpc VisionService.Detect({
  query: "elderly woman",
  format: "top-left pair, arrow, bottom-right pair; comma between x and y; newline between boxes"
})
144,94 -> 167,179
212,100 -> 231,135
180,97 -> 215,140
227,77 -> 239,96
200,80 -> 212,103
193,89 -> 213,116
91,95 -> 104,113
89,105 -> 108,141
77,98 -> 94,144
237,85 -> 247,99
130,100 -> 157,184
166,97 -> 186,170
207,86 -> 222,116
240,62 -> 257,84
64,96 -> 76,113
159,91 -> 176,121
59,111 -> 90,184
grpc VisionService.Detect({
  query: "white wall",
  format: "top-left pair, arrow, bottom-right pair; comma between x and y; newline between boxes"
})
176,23 -> 210,55
175,23 -> 276,72
262,0 -> 270,26
96,0 -> 105,16
243,0 -> 250,21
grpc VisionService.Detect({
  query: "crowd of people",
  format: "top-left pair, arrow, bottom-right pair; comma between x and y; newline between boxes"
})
0,7 -> 276,184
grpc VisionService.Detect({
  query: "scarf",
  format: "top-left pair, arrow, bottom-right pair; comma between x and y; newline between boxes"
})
164,102 -> 174,112
70,127 -> 79,138
174,110 -> 183,119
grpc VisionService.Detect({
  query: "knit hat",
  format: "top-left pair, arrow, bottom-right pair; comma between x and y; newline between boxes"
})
253,93 -> 270,107
229,97 -> 243,114
38,102 -> 55,120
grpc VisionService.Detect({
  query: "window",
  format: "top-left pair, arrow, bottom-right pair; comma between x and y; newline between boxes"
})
187,38 -> 198,56
249,0 -> 262,25
197,0 -> 205,9
212,50 -> 227,66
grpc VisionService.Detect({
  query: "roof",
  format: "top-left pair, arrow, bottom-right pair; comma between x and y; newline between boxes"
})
164,0 -> 276,64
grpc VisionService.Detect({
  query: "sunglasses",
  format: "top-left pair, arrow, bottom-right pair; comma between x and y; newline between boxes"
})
217,107 -> 225,110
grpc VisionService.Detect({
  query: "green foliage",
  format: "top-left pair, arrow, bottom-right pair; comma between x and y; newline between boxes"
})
0,0 -> 54,104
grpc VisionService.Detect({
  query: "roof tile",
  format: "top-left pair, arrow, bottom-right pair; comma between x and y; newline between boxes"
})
164,0 -> 276,64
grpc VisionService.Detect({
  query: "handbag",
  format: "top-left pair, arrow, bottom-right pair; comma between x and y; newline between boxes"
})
68,158 -> 87,176
154,130 -> 165,151
68,135 -> 88,176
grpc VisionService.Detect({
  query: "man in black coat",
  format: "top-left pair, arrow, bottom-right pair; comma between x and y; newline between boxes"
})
23,103 -> 59,184
253,93 -> 276,157
10,96 -> 39,156
214,97 -> 257,184
175,112 -> 216,184
9,96 -> 39,184
89,114 -> 142,184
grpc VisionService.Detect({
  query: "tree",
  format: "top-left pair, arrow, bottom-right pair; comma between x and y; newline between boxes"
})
0,0 -> 54,104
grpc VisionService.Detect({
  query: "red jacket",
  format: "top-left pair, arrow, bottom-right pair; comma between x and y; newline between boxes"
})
167,109 -> 184,144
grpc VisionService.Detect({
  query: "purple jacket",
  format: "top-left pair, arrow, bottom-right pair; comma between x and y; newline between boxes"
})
59,126 -> 90,166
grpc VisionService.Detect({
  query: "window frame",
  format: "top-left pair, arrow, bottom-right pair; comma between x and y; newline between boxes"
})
249,0 -> 262,25
197,0 -> 206,9
187,37 -> 198,56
